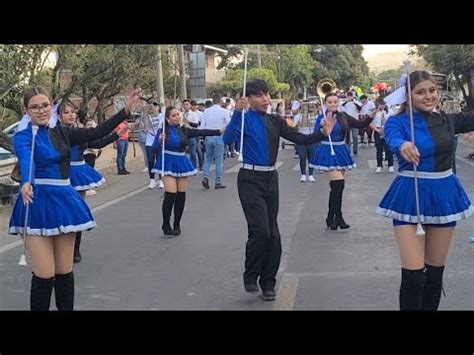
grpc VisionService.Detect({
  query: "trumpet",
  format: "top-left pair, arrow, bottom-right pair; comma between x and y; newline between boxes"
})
317,78 -> 338,99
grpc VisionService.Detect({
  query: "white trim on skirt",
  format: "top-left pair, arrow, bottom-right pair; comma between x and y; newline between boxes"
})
151,169 -> 197,177
9,220 -> 97,236
73,177 -> 106,191
309,163 -> 357,171
375,205 -> 474,224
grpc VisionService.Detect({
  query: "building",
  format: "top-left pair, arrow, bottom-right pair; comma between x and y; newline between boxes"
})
186,45 -> 228,99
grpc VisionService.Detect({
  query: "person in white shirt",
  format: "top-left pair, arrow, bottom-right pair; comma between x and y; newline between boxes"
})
191,100 -> 204,170
369,99 -> 394,173
342,92 -> 362,156
359,95 -> 376,148
181,99 -> 200,169
293,109 -> 316,182
201,94 -> 230,189
144,102 -> 164,189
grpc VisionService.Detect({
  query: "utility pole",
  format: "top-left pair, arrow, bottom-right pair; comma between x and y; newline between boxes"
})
177,44 -> 187,100
155,45 -> 165,106
257,45 -> 262,68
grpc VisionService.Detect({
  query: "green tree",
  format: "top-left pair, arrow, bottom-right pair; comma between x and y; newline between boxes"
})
310,45 -> 371,91
208,68 -> 289,97
0,44 -> 50,114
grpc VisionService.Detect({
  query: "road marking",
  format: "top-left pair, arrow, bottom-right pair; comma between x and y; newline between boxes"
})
273,274 -> 299,310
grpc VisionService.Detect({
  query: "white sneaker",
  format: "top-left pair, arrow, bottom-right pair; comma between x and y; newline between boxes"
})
85,189 -> 97,196
308,175 -> 315,183
148,179 -> 156,189
388,166 -> 395,173
375,167 -> 382,174
300,175 -> 307,182
158,180 -> 164,189
142,167 -> 149,173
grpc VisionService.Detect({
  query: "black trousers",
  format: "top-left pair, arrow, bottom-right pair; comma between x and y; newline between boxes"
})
374,132 -> 393,167
237,169 -> 282,291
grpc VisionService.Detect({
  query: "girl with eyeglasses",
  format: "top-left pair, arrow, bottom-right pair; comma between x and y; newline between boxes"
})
9,86 -> 139,310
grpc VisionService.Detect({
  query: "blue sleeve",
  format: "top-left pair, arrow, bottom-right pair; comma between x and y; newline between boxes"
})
152,128 -> 163,153
13,130 -> 34,186
384,116 -> 406,153
312,114 -> 323,134
223,110 -> 242,145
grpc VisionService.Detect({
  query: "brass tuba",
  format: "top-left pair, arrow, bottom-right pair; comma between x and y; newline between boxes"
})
316,78 -> 337,98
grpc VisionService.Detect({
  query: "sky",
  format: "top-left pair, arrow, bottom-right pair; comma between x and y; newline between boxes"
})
362,45 -> 409,59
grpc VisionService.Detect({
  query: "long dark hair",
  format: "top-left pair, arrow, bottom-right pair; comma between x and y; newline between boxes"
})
324,93 -> 350,143
164,106 -> 188,150
395,70 -> 438,115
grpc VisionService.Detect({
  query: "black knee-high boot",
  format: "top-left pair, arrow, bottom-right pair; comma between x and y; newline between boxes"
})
54,271 -> 74,311
326,182 -> 338,230
333,180 -> 349,229
74,232 -> 82,263
162,192 -> 176,236
422,264 -> 445,311
30,273 -> 54,311
400,267 -> 426,311
173,192 -> 186,236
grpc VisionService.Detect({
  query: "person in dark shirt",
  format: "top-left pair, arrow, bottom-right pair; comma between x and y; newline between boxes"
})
223,79 -> 334,301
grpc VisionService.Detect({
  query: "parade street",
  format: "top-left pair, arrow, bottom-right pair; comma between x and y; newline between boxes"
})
1,141 -> 473,310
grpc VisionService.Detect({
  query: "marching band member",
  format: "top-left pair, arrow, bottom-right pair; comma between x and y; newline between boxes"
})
152,106 -> 222,237
223,79 -> 333,301
309,93 -> 372,230
376,71 -> 474,310
9,86 -> 139,310
57,101 -> 125,263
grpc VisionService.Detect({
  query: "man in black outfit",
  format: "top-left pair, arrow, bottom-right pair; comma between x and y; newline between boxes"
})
223,79 -> 334,301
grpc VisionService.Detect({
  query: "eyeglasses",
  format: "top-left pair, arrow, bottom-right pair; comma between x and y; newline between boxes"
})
28,102 -> 51,113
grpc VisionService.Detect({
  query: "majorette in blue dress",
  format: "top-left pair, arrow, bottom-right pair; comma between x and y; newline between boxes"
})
151,124 -> 221,177
9,110 -> 129,236
309,111 -> 372,171
69,133 -> 117,191
376,110 -> 474,224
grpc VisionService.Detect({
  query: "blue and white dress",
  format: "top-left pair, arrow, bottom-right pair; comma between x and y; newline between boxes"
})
376,110 -> 474,224
9,110 -> 129,236
151,124 -> 220,177
69,133 -> 117,191
309,111 -> 372,171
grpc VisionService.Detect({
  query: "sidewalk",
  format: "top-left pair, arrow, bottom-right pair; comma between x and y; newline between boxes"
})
0,144 -> 150,248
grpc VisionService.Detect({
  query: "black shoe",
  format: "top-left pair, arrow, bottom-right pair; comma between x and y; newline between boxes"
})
244,282 -> 260,295
162,224 -> 174,236
73,250 -> 82,263
118,171 -> 127,175
202,178 -> 209,189
124,170 -> 130,174
326,217 -> 337,230
215,184 -> 226,189
261,289 -> 276,301
173,223 -> 181,236
335,217 -> 350,229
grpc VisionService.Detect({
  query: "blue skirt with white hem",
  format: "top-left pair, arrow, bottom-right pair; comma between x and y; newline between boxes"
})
375,170 -> 473,224
309,141 -> 356,171
9,180 -> 96,236
70,161 -> 105,191
152,151 -> 197,177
